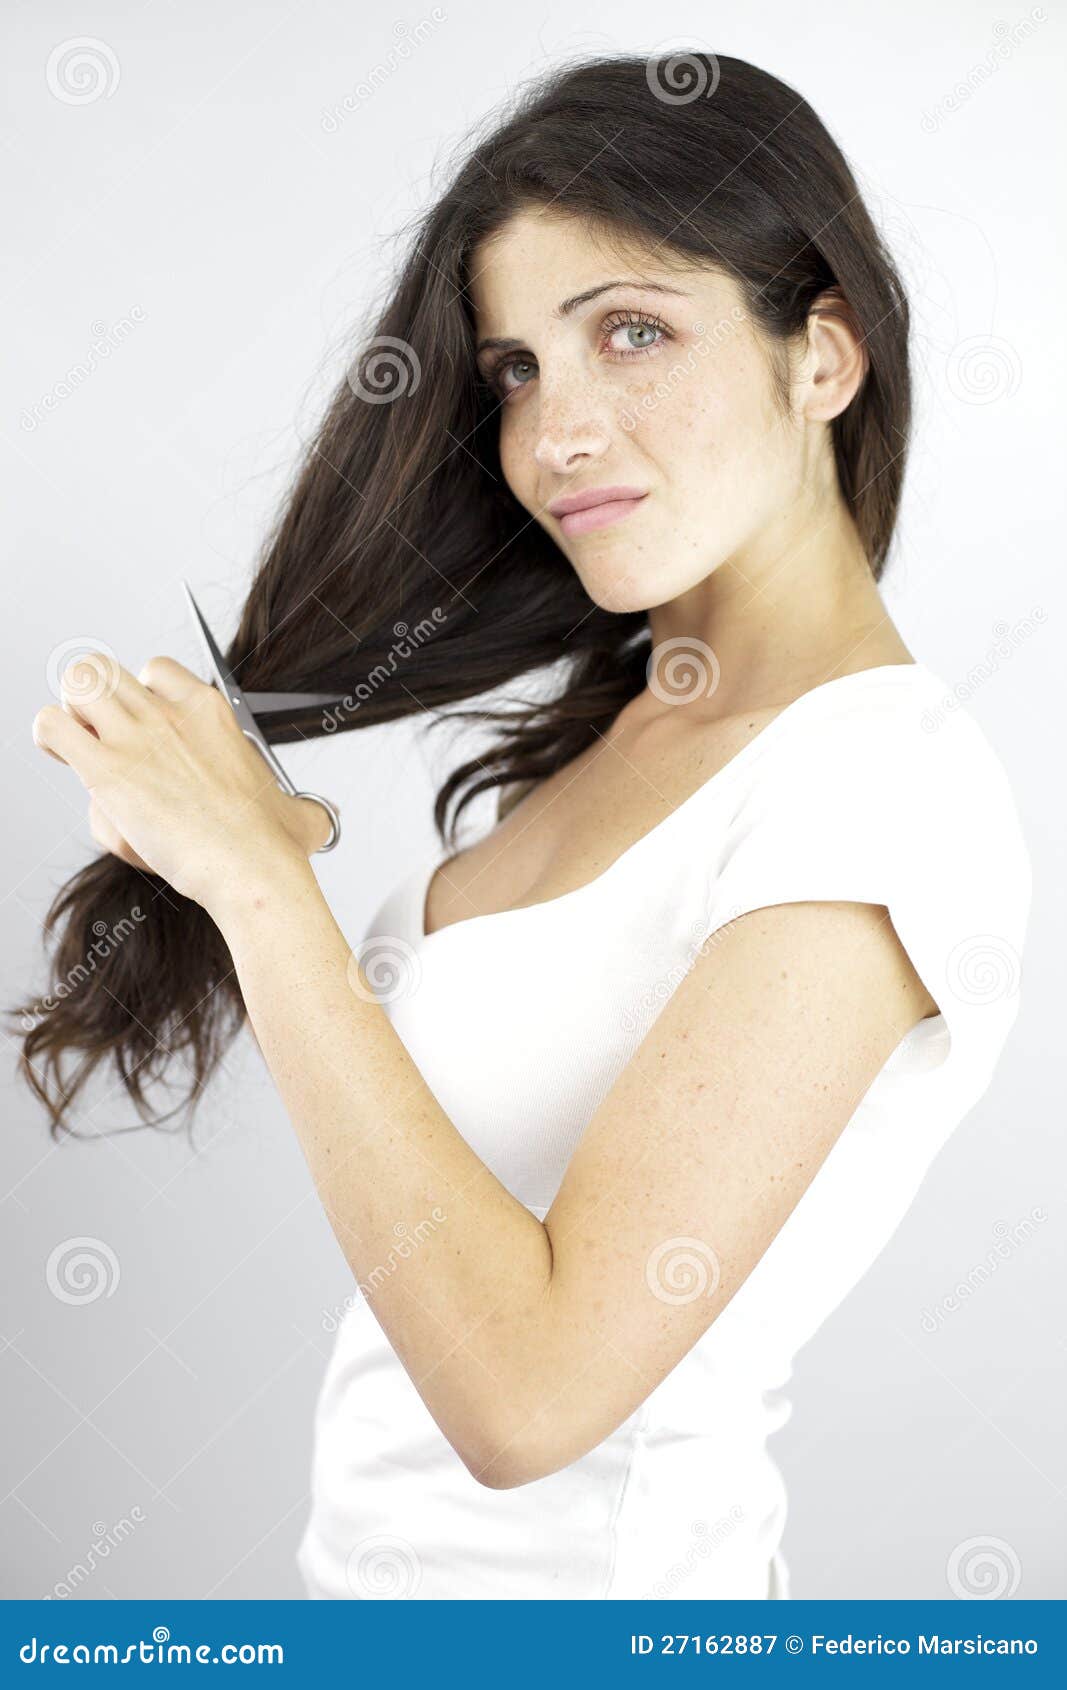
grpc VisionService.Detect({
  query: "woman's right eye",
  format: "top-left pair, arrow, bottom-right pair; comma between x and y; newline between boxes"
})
489,356 -> 536,400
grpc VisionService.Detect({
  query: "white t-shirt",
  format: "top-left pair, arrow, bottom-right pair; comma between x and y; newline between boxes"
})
296,661 -> 1032,1600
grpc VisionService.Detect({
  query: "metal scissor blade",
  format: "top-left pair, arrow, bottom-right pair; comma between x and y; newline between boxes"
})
182,586 -> 342,716
243,691 -> 347,712
182,579 -> 263,740
182,579 -> 299,798
180,579 -> 342,847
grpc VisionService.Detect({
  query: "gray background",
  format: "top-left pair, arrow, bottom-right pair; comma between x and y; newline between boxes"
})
2,0 -> 1062,1600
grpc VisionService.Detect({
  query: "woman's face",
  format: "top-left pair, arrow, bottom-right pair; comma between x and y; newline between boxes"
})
469,207 -> 809,614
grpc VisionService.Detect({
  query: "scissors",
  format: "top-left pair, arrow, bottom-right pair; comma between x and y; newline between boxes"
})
182,581 -> 342,853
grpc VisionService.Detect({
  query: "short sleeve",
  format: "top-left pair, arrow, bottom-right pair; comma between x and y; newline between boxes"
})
702,692 -> 1032,1088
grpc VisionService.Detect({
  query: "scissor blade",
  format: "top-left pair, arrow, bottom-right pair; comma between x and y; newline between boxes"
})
182,579 -> 306,799
182,580 -> 235,687
182,579 -> 263,737
243,691 -> 347,712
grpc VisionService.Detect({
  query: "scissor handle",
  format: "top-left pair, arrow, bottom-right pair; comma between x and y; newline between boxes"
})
239,730 -> 341,852
292,791 -> 342,854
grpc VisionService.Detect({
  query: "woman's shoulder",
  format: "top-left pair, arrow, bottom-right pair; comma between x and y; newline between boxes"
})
495,775 -> 540,824
761,659 -> 1021,795
731,659 -> 1032,901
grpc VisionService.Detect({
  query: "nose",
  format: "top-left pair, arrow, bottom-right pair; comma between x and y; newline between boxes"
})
532,386 -> 612,478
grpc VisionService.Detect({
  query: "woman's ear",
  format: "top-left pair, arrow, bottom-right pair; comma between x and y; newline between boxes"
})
796,286 -> 870,423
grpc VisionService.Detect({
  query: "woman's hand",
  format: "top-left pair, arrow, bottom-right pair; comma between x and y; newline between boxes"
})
32,652 -> 331,910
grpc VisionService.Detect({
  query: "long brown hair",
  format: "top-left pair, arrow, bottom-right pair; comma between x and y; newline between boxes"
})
15,51 -> 912,1137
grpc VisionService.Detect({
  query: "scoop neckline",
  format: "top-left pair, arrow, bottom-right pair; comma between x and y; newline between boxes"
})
417,660 -> 935,946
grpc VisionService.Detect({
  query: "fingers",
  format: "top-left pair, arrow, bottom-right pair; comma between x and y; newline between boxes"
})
32,704 -> 107,783
35,648 -> 214,777
57,651 -> 131,737
138,655 -> 203,704
57,651 -> 169,739
58,652 -> 204,736
88,795 -> 152,871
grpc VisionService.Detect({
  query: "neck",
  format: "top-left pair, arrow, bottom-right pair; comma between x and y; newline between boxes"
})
643,495 -> 904,720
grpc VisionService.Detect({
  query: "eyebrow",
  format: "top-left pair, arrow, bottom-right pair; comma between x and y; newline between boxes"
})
475,279 -> 690,357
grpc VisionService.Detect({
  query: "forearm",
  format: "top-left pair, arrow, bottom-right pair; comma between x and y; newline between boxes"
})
210,848 -> 555,1484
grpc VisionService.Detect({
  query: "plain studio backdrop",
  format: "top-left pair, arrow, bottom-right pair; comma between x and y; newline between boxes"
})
2,0 -> 1063,1601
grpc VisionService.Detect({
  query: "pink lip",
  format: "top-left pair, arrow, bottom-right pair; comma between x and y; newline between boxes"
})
558,496 -> 647,537
547,483 -> 648,517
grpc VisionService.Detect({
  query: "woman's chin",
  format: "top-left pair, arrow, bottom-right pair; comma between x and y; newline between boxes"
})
578,566 -> 658,616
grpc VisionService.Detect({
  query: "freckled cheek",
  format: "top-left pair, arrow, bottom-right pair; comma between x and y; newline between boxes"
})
649,353 -> 780,467
497,416 -> 536,505
622,368 -> 733,471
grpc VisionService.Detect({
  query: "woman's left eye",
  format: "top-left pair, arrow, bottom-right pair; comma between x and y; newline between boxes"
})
484,310 -> 672,402
601,311 -> 670,357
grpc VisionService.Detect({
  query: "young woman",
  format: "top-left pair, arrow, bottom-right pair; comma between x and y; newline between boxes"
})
21,54 -> 1031,1600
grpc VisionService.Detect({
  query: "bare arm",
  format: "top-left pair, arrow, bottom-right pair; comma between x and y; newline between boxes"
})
216,863 -> 933,1487
34,654 -> 937,1488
